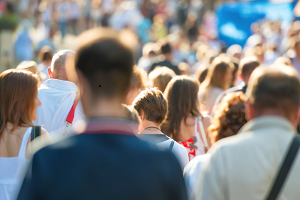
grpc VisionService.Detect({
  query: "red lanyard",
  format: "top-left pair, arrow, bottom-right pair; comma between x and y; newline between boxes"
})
66,98 -> 79,124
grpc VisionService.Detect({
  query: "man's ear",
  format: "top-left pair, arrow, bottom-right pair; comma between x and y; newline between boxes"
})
140,109 -> 145,121
293,105 -> 300,128
48,67 -> 53,79
76,70 -> 86,96
245,99 -> 253,121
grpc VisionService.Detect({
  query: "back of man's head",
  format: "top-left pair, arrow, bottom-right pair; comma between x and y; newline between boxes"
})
246,66 -> 300,123
75,28 -> 134,100
239,56 -> 260,84
51,50 -> 75,81
160,42 -> 172,55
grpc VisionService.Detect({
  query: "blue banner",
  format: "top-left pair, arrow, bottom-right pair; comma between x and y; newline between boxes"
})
216,1 -> 298,47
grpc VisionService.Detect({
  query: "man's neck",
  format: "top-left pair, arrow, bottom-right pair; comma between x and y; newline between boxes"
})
83,98 -> 124,119
139,120 -> 161,134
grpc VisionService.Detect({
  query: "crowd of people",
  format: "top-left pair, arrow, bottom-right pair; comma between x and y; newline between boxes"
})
1,1 -> 300,200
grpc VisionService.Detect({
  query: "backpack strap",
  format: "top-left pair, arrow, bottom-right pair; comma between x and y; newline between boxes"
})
265,135 -> 300,200
169,140 -> 175,151
31,126 -> 41,141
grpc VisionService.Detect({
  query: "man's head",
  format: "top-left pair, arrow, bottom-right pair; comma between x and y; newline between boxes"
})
239,56 -> 260,84
246,66 -> 300,127
148,66 -> 176,93
75,28 -> 134,113
48,50 -> 75,81
132,88 -> 167,128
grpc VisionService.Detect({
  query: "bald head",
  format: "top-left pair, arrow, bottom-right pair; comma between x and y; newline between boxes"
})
246,66 -> 300,125
49,50 -> 75,80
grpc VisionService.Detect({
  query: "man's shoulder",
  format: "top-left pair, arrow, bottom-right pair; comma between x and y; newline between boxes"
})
36,133 -> 176,159
209,132 -> 252,155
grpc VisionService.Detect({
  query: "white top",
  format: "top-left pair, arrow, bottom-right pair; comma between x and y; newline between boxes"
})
193,116 -> 300,200
33,79 -> 84,139
37,63 -> 49,84
0,127 -> 31,200
140,134 -> 189,170
184,154 -> 210,199
157,138 -> 189,170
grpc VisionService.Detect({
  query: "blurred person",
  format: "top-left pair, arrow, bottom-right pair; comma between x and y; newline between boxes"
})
149,41 -> 180,75
37,46 -> 54,84
275,56 -> 292,66
136,15 -> 152,44
33,50 -> 84,139
151,14 -> 168,41
0,3 -> 18,30
91,0 -> 102,28
125,66 -> 147,105
148,66 -> 176,93
17,28 -> 188,200
194,66 -> 300,200
137,42 -> 158,72
184,92 -> 247,198
191,44 -> 210,74
178,62 -> 190,75
133,88 -> 189,169
211,56 -> 260,116
0,69 -> 50,200
14,22 -> 34,62
226,44 -> 242,59
291,37 -> 300,75
195,66 -> 208,84
16,61 -> 39,75
230,57 -> 239,87
198,57 -> 233,115
83,0 -> 92,29
55,0 -> 69,42
121,104 -> 141,124
264,42 -> 280,65
162,76 -> 211,160
36,27 -> 57,53
69,0 -> 80,35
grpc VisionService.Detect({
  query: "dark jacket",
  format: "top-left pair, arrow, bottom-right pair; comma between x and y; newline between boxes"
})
149,60 -> 180,75
17,119 -> 188,200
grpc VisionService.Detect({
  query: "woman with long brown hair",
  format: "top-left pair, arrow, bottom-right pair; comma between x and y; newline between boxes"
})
0,69 -> 50,200
161,76 -> 211,160
198,56 -> 233,115
184,92 -> 247,197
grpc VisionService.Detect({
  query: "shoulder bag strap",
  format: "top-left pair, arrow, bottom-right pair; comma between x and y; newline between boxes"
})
198,116 -> 209,148
265,135 -> 300,200
169,140 -> 175,151
31,126 -> 41,141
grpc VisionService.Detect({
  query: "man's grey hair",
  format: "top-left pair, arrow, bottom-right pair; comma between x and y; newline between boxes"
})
51,50 -> 75,72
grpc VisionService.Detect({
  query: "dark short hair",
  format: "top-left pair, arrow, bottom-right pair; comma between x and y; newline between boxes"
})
239,56 -> 260,79
161,42 -> 172,54
132,88 -> 167,125
75,29 -> 134,99
39,46 -> 54,62
247,66 -> 300,116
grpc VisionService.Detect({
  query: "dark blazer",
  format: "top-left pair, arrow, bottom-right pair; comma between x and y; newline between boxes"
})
17,119 -> 188,200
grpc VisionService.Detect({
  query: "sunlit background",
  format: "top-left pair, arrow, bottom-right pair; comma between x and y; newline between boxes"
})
1,0 -> 300,73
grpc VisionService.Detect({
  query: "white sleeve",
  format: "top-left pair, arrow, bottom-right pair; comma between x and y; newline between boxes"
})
183,155 -> 209,199
192,147 -> 227,200
174,142 -> 189,170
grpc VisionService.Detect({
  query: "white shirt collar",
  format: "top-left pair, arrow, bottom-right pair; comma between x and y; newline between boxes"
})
41,79 -> 78,91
